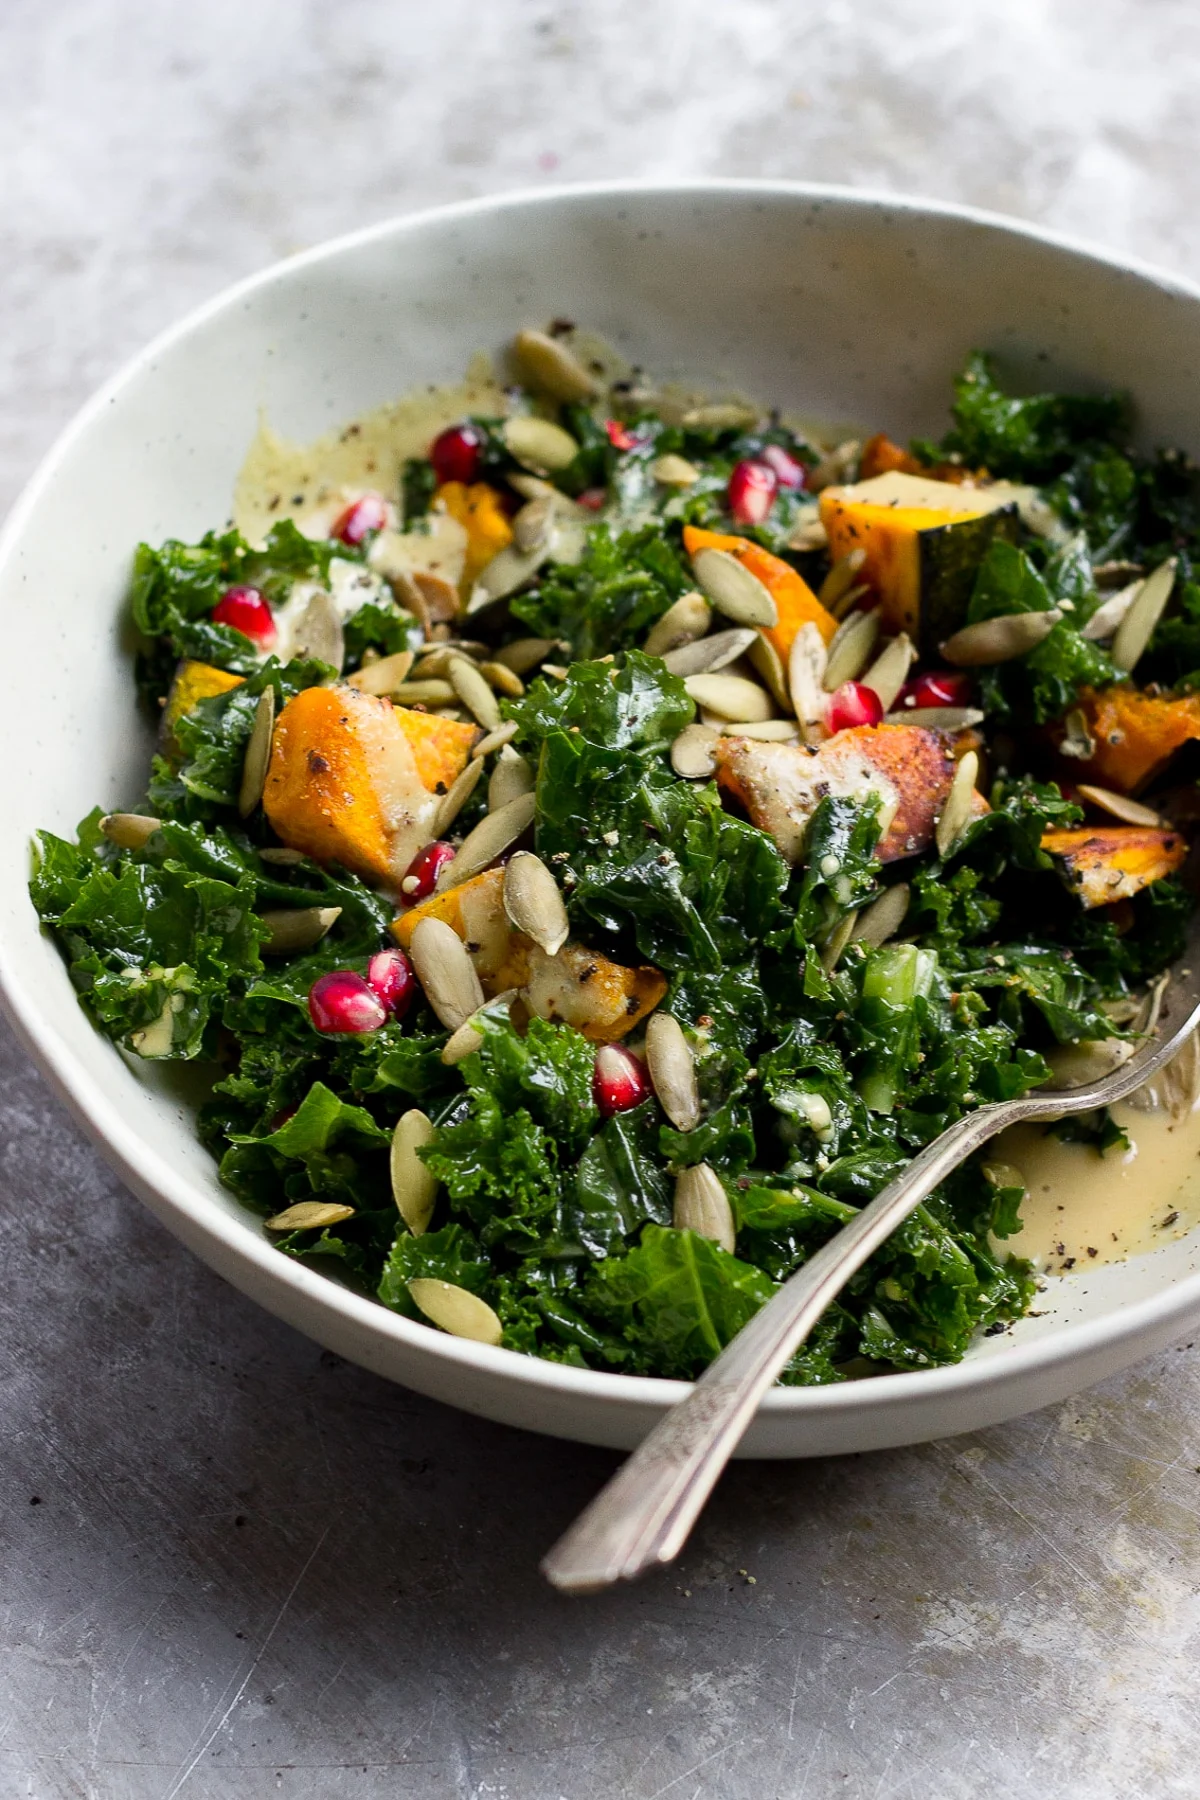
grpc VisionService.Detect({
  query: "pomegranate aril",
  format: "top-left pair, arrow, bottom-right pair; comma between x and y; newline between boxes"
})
826,680 -> 884,734
308,970 -> 388,1035
212,585 -> 276,648
367,948 -> 415,1019
897,670 -> 973,711
430,422 -> 484,486
605,419 -> 640,452
331,492 -> 389,546
593,1044 -> 650,1117
400,841 -> 456,903
727,459 -> 777,525
577,487 -> 608,511
759,443 -> 806,490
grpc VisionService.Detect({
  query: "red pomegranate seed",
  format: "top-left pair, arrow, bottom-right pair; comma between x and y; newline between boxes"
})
331,492 -> 389,546
826,680 -> 884,734
308,970 -> 388,1035
577,487 -> 608,511
400,841 -> 456,903
897,670 -> 973,711
430,422 -> 484,486
212,585 -> 276,648
593,1044 -> 650,1118
759,443 -> 806,490
727,459 -> 777,525
367,948 -> 415,1020
605,419 -> 640,452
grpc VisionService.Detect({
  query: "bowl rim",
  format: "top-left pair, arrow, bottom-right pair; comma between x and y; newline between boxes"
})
6,174 -> 1200,1424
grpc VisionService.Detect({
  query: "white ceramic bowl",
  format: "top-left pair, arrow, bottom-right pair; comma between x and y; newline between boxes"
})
5,181 -> 1200,1457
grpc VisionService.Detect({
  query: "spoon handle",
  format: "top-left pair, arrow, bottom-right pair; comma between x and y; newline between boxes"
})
541,1100 -> 1015,1594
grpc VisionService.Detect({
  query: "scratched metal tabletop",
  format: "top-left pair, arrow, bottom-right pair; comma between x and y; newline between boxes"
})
5,4 -> 1200,1794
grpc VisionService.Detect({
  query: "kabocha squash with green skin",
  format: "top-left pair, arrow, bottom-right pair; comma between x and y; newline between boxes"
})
819,471 -> 1019,655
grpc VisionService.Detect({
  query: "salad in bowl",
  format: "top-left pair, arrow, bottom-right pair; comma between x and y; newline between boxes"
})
30,321 -> 1200,1386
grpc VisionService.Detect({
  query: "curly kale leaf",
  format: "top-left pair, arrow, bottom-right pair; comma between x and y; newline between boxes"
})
511,522 -> 690,659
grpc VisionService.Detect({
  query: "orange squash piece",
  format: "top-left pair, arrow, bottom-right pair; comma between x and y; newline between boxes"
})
1041,825 -> 1187,908
682,525 -> 837,666
392,866 -> 667,1041
435,481 -> 514,589
1070,686 -> 1200,793
858,434 -> 978,485
716,724 -> 988,864
263,684 -> 438,887
161,659 -> 244,758
392,706 -> 479,793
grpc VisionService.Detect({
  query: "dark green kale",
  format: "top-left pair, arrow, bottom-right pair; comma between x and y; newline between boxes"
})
511,523 -> 691,659
965,539 -> 1114,726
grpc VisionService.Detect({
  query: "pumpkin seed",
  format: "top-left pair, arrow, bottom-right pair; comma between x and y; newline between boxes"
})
650,453 -> 701,486
1111,558 -> 1177,673
680,402 -> 759,431
662,626 -> 758,677
935,749 -> 979,859
512,494 -> 555,553
488,746 -> 534,810
467,541 -> 548,611
511,328 -> 597,402
411,647 -> 454,679
409,916 -> 484,1028
292,589 -> 345,671
494,636 -> 558,675
480,661 -> 524,698
1081,580 -> 1140,642
673,1162 -> 735,1253
808,439 -> 861,491
541,663 -> 569,680
99,812 -> 162,850
502,415 -> 579,474
1046,1038 -> 1136,1090
940,609 -> 1062,666
820,910 -> 858,972
471,720 -> 519,760
818,547 -> 867,610
391,679 -> 457,705
826,581 -> 871,623
1076,784 -> 1166,828
643,592 -> 712,657
861,633 -> 915,713
1095,559 -> 1145,588
788,621 -> 828,739
433,756 -> 485,834
793,1091 -> 834,1142
447,655 -> 502,731
390,1108 -> 438,1234
747,632 -> 789,708
691,548 -> 779,628
723,718 -> 800,741
259,846 -> 307,866
822,608 -> 880,691
645,1013 -> 701,1131
238,688 -> 276,818
503,851 -> 570,954
683,672 -> 773,723
265,1201 -> 355,1231
982,1163 -> 1027,1199
408,1277 -> 504,1346
853,883 -> 910,949
670,723 -> 720,778
440,993 -> 518,1067
259,905 -> 342,956
882,706 -> 985,730
435,791 -> 536,892
1058,707 -> 1097,760
786,505 -> 827,552
346,649 -> 415,694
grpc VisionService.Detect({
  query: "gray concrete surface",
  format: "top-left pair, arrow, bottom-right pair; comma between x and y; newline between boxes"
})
4,3 -> 1200,1794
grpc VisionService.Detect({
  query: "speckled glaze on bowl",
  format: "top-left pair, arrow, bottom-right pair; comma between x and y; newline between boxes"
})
5,181 -> 1200,1456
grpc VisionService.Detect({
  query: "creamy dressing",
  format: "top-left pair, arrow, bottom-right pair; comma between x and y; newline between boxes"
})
992,1099 -> 1200,1273
232,351 -> 508,544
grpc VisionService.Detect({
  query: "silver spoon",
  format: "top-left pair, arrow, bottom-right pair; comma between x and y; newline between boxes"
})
542,927 -> 1200,1593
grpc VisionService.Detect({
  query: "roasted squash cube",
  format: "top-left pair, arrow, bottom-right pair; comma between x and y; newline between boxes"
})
1041,825 -> 1187,908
